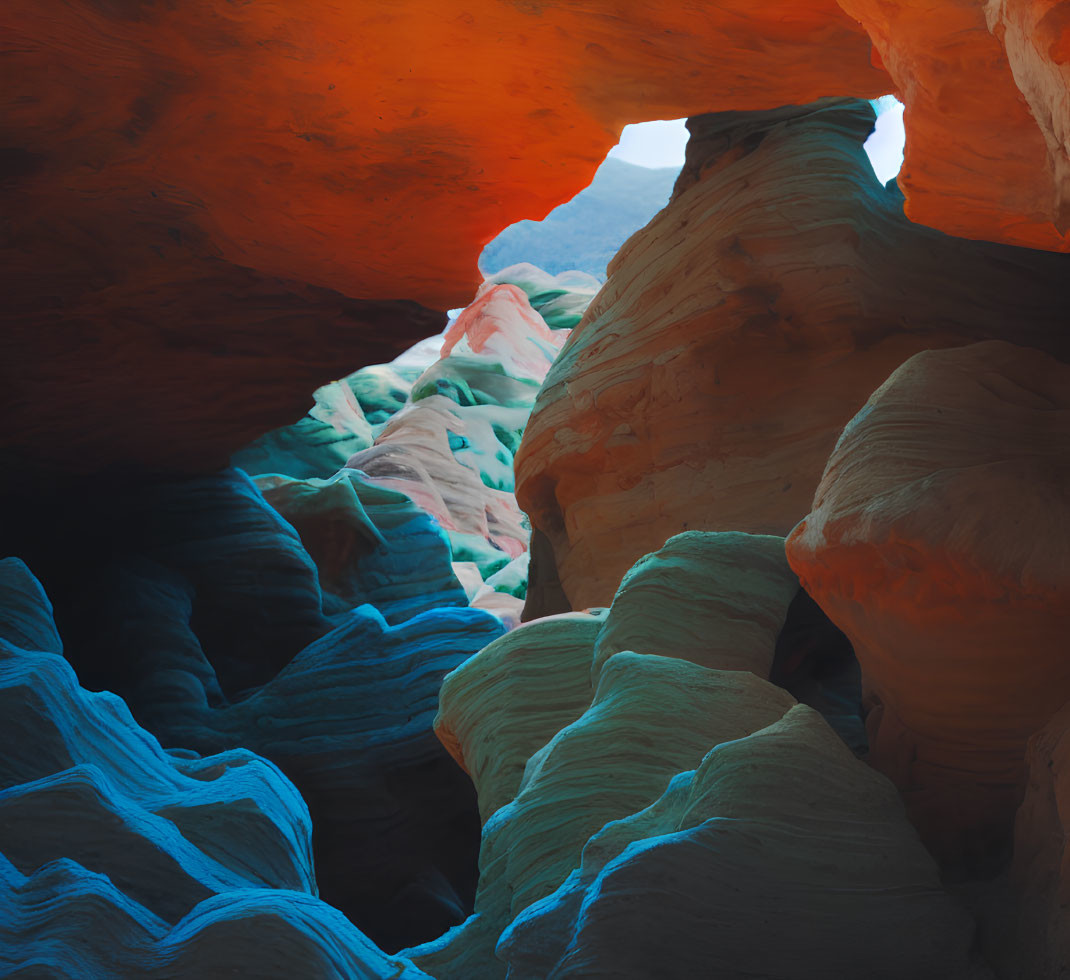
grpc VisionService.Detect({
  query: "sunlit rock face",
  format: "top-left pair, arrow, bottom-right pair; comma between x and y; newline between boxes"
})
0,2 -> 885,306
786,341 -> 1070,866
406,532 -> 988,980
841,0 -> 1070,249
6,0 -> 1070,496
515,98 -> 1070,613
0,1 -> 889,490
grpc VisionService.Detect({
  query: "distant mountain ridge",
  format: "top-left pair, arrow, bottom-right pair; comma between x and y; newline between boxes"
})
479,157 -> 680,281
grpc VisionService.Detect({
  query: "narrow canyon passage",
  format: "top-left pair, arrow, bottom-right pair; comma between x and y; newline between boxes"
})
3,5 -> 1070,979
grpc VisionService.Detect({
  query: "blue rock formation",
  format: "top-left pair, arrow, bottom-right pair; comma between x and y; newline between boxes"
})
1,464 -> 502,951
258,468 -> 471,624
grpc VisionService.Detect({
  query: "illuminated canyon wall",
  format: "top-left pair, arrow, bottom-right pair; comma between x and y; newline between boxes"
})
515,98 -> 1069,613
4,2 -> 1070,978
3,0 -> 1069,488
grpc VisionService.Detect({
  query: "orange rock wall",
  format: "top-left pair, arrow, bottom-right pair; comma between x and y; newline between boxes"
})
0,0 -> 886,309
513,100 -> 1070,612
786,341 -> 1070,863
840,0 -> 1070,249
4,1 -> 1070,479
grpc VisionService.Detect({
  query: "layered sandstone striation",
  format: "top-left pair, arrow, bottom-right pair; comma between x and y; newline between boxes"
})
515,99 -> 1070,612
0,1 -> 884,488
0,558 -> 434,978
0,271 -> 586,952
32,465 -> 504,950
497,706 -> 990,980
842,0 -> 1070,248
6,1 -> 1070,491
408,531 -> 988,980
786,341 -> 1070,863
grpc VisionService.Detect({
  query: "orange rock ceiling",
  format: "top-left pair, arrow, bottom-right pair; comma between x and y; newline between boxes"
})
2,0 -> 890,310
4,0 -> 1069,481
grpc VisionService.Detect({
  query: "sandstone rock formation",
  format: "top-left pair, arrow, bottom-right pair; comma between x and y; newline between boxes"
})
0,271 -> 589,953
497,705 -> 991,980
408,531 -> 987,979
232,381 -> 376,482
0,1 -> 888,492
436,610 -> 609,825
480,265 -> 603,332
257,469 -> 470,623
0,558 -> 436,978
1009,699 -> 1070,979
7,1 -> 1070,508
0,871 -> 437,980
7,4 -> 1070,971
0,1 -> 886,309
48,467 -> 504,951
786,340 -> 1070,864
841,0 -> 1070,249
150,602 -> 504,951
318,278 -> 576,618
515,98 -> 1070,612
591,531 -> 800,678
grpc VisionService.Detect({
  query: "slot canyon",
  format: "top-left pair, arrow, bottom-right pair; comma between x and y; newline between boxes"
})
2,2 -> 1069,978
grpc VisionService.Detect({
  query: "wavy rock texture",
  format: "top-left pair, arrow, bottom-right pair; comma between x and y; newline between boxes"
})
786,341 -> 1070,864
0,0 -> 889,492
480,267 -> 603,331
231,347 -> 445,481
0,866 -> 434,980
6,461 -> 503,950
2,0 -> 1065,317
8,0 -> 1070,500
2,271 -> 590,953
515,98 -> 1070,612
231,381 -> 376,482
332,279 -> 575,618
256,469 -> 469,623
408,531 -> 985,979
841,0 -> 1070,249
497,706 -> 992,980
435,610 -> 610,825
0,557 -> 436,979
591,531 -> 800,678
146,602 -> 505,951
349,395 -> 529,562
56,467 -> 331,701
447,657 -> 797,976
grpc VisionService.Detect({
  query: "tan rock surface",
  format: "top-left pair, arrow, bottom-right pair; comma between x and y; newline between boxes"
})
787,340 -> 1070,862
515,99 -> 1070,611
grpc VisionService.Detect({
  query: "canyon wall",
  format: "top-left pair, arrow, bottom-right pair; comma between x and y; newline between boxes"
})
5,1 -> 1070,489
515,98 -> 1070,613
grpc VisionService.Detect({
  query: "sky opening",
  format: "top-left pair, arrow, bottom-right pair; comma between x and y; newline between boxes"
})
607,97 -> 906,185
